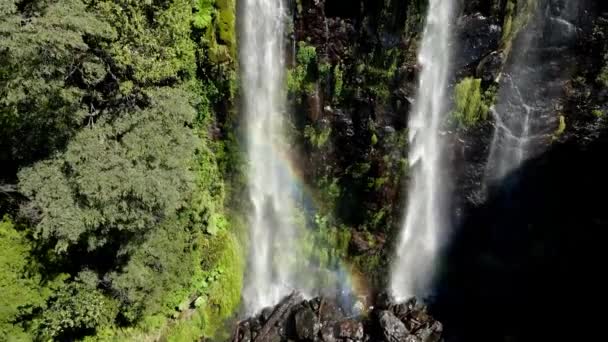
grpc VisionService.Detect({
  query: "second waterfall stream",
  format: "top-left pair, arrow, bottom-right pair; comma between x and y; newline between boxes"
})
391,0 -> 454,301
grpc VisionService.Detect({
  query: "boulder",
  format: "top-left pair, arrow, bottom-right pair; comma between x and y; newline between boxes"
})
261,307 -> 273,323
378,310 -> 410,342
336,319 -> 364,341
232,293 -> 443,342
318,299 -> 345,323
320,324 -> 337,342
294,306 -> 318,340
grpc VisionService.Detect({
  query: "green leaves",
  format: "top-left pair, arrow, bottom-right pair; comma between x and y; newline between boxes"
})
2,0 -> 240,339
95,0 -> 197,84
19,88 -> 198,252
0,218 -> 44,340
37,282 -> 118,341
0,0 -> 112,166
452,77 -> 496,128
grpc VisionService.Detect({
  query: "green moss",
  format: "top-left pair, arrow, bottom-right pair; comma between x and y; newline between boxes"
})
304,125 -> 331,148
333,64 -> 344,101
350,163 -> 371,179
592,109 -> 605,118
196,231 -> 244,338
501,1 -> 515,47
287,42 -> 319,94
193,0 -> 215,29
371,133 -> 378,146
319,62 -> 332,78
453,77 -> 494,128
501,0 -> 539,53
555,115 -> 567,137
216,0 -> 236,58
296,41 -> 317,65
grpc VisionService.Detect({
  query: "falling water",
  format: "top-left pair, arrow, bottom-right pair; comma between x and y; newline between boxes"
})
240,0 -> 295,313
485,0 -> 579,186
391,0 -> 454,301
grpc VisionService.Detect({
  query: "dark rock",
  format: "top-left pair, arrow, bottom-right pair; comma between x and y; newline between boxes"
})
476,51 -> 504,83
261,307 -> 274,323
310,297 -> 321,311
232,294 -> 442,342
294,306 -> 318,340
238,321 -> 252,342
378,310 -> 409,342
320,324 -> 337,342
456,13 -> 502,70
251,318 -> 262,333
545,17 -> 579,47
374,291 -> 394,311
336,319 -> 364,341
318,299 -> 344,323
416,321 -> 443,342
265,327 -> 282,342
392,302 -> 411,320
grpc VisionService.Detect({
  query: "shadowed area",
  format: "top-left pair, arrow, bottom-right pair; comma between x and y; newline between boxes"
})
431,128 -> 608,341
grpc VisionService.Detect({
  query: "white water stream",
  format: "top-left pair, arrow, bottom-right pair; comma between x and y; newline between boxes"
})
240,0 -> 295,314
391,0 -> 454,301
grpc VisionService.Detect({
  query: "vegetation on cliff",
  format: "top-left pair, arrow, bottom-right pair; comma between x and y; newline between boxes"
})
0,0 -> 242,340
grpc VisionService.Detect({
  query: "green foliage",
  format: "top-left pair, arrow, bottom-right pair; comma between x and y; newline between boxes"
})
95,0 -> 197,84
297,42 -> 318,65
453,77 -> 495,128
190,140 -> 227,236
301,215 -> 351,270
317,176 -> 341,209
592,109 -> 605,118
2,0 -> 241,340
37,282 -> 118,341
501,1 -> 515,46
105,220 -> 196,323
371,133 -> 379,146
555,115 -> 567,137
319,63 -> 332,79
19,88 -> 198,253
333,64 -> 344,101
287,41 -> 318,94
0,218 -> 47,340
0,0 -> 113,165
350,163 -> 372,179
193,0 -> 216,29
216,0 -> 236,58
197,231 -> 243,338
304,124 -> 332,148
501,0 -> 539,52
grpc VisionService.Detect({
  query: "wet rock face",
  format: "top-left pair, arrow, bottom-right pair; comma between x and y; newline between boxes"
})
379,310 -> 409,342
455,13 -> 502,72
232,292 -> 442,342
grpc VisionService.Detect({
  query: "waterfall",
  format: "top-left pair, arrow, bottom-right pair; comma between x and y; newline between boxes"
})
240,0 -> 295,313
391,0 -> 454,301
485,0 -> 579,187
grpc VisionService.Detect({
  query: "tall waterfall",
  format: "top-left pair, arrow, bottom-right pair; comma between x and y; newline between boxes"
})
391,0 -> 454,301
240,0 -> 295,313
485,0 -> 579,186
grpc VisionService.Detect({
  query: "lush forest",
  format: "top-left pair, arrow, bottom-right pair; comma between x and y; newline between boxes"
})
1,0 -> 244,340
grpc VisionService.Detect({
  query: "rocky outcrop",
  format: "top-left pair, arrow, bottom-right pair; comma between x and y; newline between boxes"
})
232,293 -> 442,342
